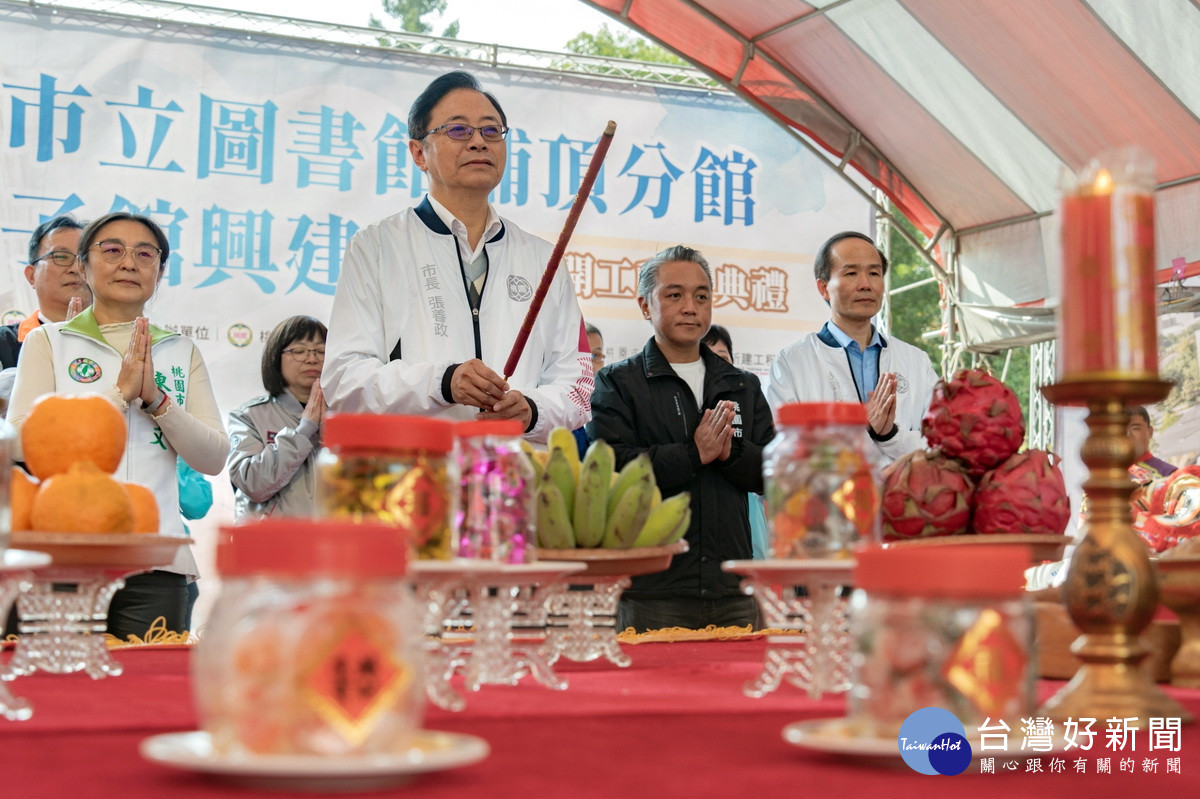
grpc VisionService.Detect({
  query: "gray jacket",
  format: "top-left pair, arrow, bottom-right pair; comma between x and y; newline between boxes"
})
227,392 -> 321,519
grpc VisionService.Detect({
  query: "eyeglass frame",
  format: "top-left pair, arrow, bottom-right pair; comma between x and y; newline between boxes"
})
88,240 -> 163,267
424,123 -> 509,143
281,346 -> 327,362
31,250 -> 80,268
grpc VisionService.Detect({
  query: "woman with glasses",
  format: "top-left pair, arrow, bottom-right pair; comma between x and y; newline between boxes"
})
226,315 -> 327,520
8,211 -> 228,640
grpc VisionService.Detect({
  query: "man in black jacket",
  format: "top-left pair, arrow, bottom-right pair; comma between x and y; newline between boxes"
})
587,244 -> 775,632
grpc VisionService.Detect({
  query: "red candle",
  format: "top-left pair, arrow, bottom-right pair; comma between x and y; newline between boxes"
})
1058,156 -> 1157,380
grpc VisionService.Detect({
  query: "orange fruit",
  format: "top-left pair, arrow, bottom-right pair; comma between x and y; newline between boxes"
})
11,468 -> 39,531
123,482 -> 160,534
31,461 -> 134,534
21,393 -> 126,480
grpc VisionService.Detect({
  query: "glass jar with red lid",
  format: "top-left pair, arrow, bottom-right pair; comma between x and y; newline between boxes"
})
317,414 -> 455,560
850,545 -> 1035,737
194,519 -> 423,756
763,402 -> 880,559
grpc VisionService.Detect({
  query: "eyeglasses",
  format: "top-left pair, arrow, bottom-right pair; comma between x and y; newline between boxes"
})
283,346 -> 326,362
91,240 -> 162,267
425,123 -> 509,142
33,250 -> 79,268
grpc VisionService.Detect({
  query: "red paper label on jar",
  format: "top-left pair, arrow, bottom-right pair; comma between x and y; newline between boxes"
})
303,620 -> 412,744
384,464 -> 450,547
942,608 -> 1027,717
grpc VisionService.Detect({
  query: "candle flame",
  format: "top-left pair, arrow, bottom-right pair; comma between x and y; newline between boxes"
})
1094,168 -> 1113,195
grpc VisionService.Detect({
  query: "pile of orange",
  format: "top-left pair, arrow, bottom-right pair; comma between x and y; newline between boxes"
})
14,393 -> 158,534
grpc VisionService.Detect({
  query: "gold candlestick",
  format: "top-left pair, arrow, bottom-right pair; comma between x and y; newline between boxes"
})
1039,378 -> 1191,724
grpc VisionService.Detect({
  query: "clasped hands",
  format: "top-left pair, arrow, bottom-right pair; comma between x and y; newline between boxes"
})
866,371 -> 898,437
695,400 -> 735,465
116,316 -> 165,411
450,358 -> 532,429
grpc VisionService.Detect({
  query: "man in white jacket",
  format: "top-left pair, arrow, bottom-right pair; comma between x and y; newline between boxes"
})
767,231 -> 939,464
324,71 -> 591,442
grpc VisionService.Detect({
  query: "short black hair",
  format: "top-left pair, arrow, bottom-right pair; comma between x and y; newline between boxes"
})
585,322 -> 603,339
262,315 -> 328,396
813,231 -> 888,283
27,214 -> 85,264
78,212 -> 170,277
702,324 -> 732,353
1127,405 -> 1152,426
408,70 -> 507,141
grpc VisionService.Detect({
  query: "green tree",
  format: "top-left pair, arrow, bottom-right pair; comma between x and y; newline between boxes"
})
370,0 -> 459,39
563,24 -> 687,65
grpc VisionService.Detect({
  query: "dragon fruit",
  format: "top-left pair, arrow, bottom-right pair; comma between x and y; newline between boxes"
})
973,449 -> 1069,536
922,369 -> 1024,479
880,450 -> 975,540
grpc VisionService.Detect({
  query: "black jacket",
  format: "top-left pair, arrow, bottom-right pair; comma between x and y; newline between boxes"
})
586,338 -> 776,599
0,322 -> 22,370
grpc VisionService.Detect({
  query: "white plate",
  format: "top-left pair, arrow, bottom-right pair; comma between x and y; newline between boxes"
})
140,730 -> 489,791
782,717 -> 898,759
0,549 -> 52,572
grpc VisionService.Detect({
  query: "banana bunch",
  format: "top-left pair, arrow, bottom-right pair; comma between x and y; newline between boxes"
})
530,428 -> 691,550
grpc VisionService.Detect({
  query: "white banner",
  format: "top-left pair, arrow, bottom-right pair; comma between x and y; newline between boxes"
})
1,4 -> 871,403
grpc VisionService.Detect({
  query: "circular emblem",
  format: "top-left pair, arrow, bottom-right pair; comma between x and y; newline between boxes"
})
1,310 -> 24,325
227,323 -> 253,348
895,373 -> 910,394
67,357 -> 102,383
507,275 -> 533,302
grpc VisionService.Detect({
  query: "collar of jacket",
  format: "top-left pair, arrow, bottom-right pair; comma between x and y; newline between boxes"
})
414,196 -> 507,244
62,307 -> 177,346
816,320 -> 889,350
640,337 -> 743,383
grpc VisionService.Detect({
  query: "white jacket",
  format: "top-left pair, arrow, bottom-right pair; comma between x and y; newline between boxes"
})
767,323 -> 940,464
324,198 -> 591,443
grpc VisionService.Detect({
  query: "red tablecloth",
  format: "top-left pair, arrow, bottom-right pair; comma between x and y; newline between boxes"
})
3,640 -> 1197,797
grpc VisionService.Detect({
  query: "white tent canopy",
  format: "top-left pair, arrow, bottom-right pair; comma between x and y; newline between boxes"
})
581,0 -> 1200,353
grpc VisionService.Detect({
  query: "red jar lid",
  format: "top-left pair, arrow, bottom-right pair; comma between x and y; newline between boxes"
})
217,518 -> 408,578
855,544 -> 1031,598
324,413 -> 453,453
454,419 -> 524,438
776,402 -> 867,426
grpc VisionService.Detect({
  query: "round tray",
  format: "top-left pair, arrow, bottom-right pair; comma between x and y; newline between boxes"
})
535,540 -> 688,578
883,533 -> 1068,563
9,531 -> 190,569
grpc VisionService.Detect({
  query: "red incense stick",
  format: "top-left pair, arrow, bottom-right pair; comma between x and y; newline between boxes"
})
503,120 -> 616,380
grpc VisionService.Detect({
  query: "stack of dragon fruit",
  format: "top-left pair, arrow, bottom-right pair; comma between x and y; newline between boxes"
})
880,368 -> 1071,540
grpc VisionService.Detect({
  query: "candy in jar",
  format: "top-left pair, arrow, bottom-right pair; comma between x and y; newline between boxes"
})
454,419 -> 537,563
763,402 -> 879,558
193,519 -> 424,756
317,414 -> 455,560
849,545 -> 1034,738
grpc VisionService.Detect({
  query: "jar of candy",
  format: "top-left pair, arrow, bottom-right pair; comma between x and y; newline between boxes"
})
193,519 -> 424,756
762,402 -> 879,558
849,545 -> 1035,737
454,420 -> 536,563
317,414 -> 455,560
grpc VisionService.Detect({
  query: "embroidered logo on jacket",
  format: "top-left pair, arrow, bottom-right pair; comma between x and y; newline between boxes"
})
896,373 -> 910,394
67,357 -> 101,383
507,275 -> 533,302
